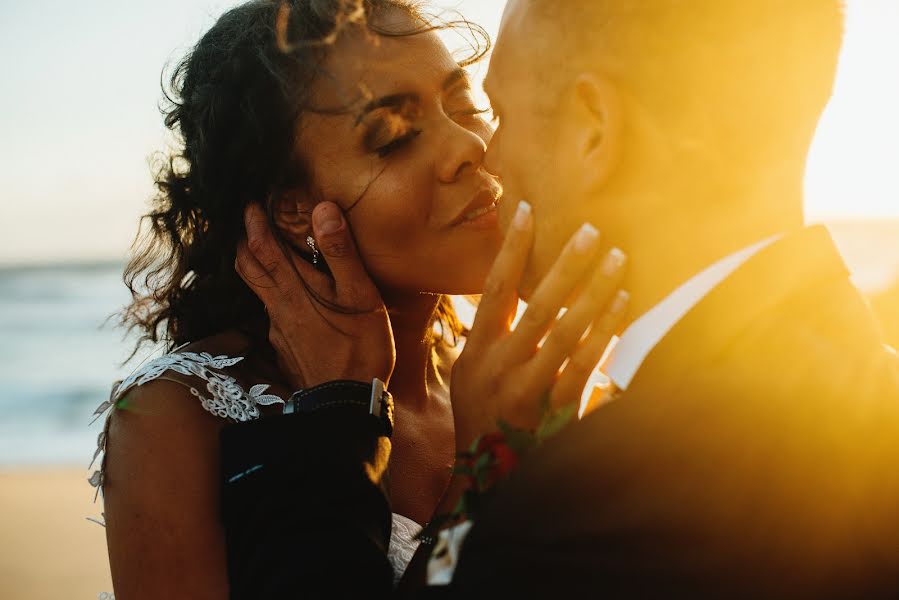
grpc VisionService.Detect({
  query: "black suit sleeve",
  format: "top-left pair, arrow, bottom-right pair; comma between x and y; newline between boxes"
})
220,407 -> 395,599
448,344 -> 899,597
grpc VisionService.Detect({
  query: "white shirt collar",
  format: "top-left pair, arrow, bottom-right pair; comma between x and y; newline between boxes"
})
602,235 -> 781,391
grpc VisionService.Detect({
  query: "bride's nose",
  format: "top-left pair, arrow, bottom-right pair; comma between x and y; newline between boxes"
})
437,122 -> 487,184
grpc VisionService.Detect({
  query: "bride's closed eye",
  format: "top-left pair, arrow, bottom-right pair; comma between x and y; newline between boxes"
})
373,126 -> 422,158
361,104 -> 423,157
451,106 -> 492,121
456,104 -> 498,126
359,80 -> 487,158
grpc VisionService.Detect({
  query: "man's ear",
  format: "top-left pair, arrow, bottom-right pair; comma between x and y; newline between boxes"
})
271,188 -> 314,243
572,72 -> 622,191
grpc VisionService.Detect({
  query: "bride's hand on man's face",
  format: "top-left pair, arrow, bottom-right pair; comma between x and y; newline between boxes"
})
451,201 -> 629,450
236,202 -> 395,391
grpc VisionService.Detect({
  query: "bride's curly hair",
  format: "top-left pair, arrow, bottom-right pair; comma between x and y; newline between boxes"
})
122,0 -> 489,357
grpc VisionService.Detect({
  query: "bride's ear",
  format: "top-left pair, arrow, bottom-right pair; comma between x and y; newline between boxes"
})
270,188 -> 314,242
572,72 -> 622,191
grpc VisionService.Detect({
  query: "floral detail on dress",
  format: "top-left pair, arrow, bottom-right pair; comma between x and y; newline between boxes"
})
111,352 -> 244,404
194,377 -> 283,421
87,351 -> 285,500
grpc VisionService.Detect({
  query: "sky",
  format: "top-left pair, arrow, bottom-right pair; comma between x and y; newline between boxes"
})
0,0 -> 896,264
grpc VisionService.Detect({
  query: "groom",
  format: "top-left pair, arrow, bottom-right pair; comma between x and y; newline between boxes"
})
228,1 -> 899,596
438,0 -> 899,591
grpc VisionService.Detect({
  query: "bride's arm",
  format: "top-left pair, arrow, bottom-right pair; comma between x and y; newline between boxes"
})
103,380 -> 230,599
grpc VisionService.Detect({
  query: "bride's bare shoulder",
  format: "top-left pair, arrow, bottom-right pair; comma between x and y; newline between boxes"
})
100,331 -> 263,522
102,338 -> 237,598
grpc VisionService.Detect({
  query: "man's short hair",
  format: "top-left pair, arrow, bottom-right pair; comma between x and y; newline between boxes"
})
524,0 -> 845,158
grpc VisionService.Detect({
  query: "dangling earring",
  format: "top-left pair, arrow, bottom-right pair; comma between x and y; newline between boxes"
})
306,235 -> 320,266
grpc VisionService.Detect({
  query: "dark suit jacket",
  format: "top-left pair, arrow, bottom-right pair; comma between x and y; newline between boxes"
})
451,226 -> 899,597
220,226 -> 899,598
221,405 -> 395,598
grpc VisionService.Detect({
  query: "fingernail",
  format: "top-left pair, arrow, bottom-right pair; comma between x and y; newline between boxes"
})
574,223 -> 600,253
610,290 -> 630,314
314,203 -> 343,235
601,247 -> 627,276
513,200 -> 532,230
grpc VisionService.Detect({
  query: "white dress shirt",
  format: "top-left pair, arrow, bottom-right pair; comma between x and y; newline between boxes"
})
602,235 -> 781,391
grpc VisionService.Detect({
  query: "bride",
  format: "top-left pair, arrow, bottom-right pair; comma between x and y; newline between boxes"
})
91,0 -> 627,597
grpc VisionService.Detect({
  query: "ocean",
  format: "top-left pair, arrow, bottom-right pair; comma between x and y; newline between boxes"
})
0,263 -> 147,467
1,221 -> 897,467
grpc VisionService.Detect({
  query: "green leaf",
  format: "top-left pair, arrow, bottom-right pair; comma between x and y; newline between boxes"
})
453,464 -> 474,476
502,429 -> 537,455
539,392 -> 552,420
496,419 -> 516,436
115,391 -> 132,410
474,452 -> 492,473
452,497 -> 466,517
537,403 -> 577,441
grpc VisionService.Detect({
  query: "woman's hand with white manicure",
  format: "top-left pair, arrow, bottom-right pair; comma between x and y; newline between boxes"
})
450,201 -> 629,451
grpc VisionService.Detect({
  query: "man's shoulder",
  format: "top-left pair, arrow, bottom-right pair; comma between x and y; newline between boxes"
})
470,285 -> 899,533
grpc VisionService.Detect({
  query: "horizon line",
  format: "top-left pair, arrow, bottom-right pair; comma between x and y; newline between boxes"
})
1,215 -> 898,270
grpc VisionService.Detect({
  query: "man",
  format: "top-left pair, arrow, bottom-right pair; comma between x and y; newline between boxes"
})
227,1 -> 899,596
447,1 -> 899,595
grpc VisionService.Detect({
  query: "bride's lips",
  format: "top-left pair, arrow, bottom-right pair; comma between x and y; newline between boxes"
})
449,187 -> 502,228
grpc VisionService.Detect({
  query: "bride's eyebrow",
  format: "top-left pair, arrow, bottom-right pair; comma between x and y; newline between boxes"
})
353,69 -> 471,126
354,93 -> 418,126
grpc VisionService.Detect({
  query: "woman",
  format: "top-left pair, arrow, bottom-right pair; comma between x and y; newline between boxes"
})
90,0 -> 626,597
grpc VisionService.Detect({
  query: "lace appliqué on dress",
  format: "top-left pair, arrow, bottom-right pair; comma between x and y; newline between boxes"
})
389,513 -> 423,585
87,351 -> 285,508
98,351 -> 283,422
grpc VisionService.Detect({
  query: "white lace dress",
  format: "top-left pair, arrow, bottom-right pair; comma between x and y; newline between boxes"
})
89,350 -> 422,591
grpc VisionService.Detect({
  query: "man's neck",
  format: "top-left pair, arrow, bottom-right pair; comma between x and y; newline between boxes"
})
613,187 -> 803,330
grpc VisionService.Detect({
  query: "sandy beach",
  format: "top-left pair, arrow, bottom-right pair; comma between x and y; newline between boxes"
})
0,469 -> 113,600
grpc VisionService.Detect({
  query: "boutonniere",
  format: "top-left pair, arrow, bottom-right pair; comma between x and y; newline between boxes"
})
421,396 -> 577,540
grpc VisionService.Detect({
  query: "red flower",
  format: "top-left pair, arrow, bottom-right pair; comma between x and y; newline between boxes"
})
474,432 -> 507,455
442,399 -> 571,526
488,437 -> 520,479
469,432 -> 520,490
